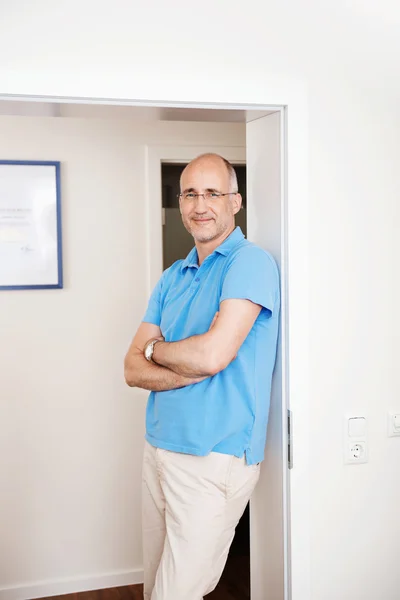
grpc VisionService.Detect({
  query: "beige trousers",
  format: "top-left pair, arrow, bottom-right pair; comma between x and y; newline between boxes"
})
142,441 -> 260,600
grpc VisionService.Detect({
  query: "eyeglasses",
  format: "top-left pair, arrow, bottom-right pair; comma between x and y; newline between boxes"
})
178,192 -> 238,201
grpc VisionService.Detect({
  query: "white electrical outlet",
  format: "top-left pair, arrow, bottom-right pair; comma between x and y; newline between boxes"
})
345,440 -> 368,464
388,413 -> 400,437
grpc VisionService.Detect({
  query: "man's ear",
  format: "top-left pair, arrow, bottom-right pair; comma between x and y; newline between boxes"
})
232,193 -> 242,215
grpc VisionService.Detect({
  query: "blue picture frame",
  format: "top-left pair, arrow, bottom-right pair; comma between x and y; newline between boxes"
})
0,160 -> 63,290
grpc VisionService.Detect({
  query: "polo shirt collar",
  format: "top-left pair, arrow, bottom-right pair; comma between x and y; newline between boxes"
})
214,226 -> 244,256
181,227 -> 244,271
181,246 -> 199,270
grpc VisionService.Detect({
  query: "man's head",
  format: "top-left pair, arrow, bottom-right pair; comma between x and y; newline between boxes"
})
179,154 -> 242,244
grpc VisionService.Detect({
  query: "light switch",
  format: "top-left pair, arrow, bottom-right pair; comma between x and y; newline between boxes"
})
348,417 -> 367,438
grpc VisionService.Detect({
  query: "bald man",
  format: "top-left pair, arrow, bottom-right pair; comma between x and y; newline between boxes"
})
124,154 -> 280,600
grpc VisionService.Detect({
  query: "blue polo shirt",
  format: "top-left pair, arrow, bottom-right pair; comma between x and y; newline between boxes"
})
143,227 -> 280,465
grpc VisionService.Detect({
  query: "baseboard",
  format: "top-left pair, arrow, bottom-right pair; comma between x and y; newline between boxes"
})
0,568 -> 144,600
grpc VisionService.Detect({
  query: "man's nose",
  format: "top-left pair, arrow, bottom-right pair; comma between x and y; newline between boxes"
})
194,194 -> 208,212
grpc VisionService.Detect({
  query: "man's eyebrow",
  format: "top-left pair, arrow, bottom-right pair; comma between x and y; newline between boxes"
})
181,187 -> 222,194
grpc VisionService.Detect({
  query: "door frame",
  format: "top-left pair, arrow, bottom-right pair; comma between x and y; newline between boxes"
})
0,92 -> 310,600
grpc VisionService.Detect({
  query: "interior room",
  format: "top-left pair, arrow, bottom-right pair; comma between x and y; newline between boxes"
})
2,2 -> 400,598
0,100 -> 282,600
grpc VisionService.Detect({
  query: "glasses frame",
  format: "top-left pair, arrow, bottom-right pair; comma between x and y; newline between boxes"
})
178,192 -> 238,201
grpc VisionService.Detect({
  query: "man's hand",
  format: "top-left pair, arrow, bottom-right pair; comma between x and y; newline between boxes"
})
124,323 -> 207,391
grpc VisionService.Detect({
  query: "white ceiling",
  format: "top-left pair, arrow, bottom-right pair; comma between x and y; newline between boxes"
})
0,100 -> 273,123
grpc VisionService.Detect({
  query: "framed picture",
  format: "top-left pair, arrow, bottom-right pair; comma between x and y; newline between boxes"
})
0,160 -> 63,290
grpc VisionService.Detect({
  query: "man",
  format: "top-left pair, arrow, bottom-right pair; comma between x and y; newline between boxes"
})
124,153 -> 280,600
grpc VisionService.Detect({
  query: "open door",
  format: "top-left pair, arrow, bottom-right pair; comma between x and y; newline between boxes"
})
247,111 -> 289,600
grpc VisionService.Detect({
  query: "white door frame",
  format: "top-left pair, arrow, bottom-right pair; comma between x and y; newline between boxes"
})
0,92 -> 310,600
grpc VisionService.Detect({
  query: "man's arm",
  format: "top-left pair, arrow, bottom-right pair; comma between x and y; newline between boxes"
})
124,322 -> 207,391
152,299 -> 262,378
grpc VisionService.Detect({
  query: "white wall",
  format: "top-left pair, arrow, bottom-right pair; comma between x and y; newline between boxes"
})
308,84 -> 400,600
1,1 -> 400,599
0,116 -> 245,599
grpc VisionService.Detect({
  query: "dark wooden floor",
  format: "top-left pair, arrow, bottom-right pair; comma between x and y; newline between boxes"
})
37,586 -> 144,600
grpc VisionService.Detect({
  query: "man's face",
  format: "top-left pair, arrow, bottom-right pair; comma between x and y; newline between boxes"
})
179,157 -> 241,244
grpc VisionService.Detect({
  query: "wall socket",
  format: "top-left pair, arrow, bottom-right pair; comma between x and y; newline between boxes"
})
345,440 -> 368,464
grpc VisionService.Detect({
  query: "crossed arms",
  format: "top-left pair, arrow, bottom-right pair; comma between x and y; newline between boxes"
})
124,298 -> 262,392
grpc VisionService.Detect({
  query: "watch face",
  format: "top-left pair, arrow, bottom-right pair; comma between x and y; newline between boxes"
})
145,343 -> 153,361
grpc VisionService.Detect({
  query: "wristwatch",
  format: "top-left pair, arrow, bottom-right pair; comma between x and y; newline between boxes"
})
144,339 -> 160,363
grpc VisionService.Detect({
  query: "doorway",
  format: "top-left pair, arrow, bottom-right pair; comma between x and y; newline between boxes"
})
161,162 -> 250,599
0,97 -> 306,600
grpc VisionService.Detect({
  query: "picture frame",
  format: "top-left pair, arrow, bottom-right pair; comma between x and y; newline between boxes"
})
0,160 -> 63,290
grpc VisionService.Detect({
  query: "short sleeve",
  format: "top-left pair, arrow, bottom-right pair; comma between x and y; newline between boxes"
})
142,273 -> 166,326
220,245 -> 279,317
